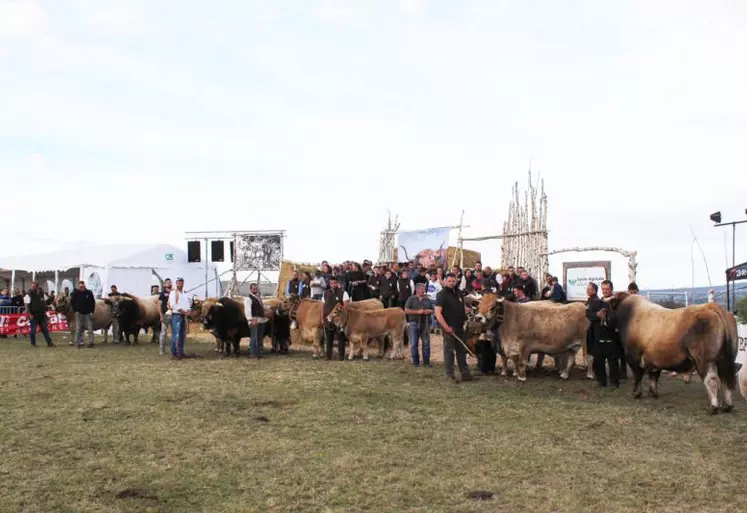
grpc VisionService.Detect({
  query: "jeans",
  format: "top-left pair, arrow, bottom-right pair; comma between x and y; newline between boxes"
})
409,321 -> 430,365
170,314 -> 186,356
312,294 -> 323,300
429,314 -> 438,330
29,315 -> 52,346
159,313 -> 171,353
75,313 -> 94,346
250,323 -> 264,357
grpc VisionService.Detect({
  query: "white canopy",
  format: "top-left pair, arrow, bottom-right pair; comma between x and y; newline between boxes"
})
0,243 -> 222,298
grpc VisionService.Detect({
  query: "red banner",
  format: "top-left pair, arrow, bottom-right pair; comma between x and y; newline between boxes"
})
0,311 -> 69,336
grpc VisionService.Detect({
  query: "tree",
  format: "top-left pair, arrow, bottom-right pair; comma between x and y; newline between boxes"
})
736,296 -> 747,325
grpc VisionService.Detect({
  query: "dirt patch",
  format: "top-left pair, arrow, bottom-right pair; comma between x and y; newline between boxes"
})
115,488 -> 159,501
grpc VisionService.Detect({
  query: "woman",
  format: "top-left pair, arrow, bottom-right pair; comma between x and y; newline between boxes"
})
436,267 -> 444,285
300,271 -> 312,298
310,270 -> 326,300
463,269 -> 475,294
348,262 -> 370,302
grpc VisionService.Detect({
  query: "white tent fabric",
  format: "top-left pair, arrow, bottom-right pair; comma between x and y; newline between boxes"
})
0,244 -> 222,298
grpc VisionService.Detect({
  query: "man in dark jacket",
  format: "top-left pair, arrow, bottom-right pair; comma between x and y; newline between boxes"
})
24,282 -> 55,347
70,280 -> 96,348
585,281 -> 620,387
519,269 -> 538,300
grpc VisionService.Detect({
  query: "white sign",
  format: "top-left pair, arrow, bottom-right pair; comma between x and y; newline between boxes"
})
736,323 -> 747,366
566,266 -> 607,301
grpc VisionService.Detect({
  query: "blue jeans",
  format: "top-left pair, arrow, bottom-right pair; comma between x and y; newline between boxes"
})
409,321 -> 430,366
29,315 -> 52,346
430,314 -> 438,330
170,314 -> 186,356
250,323 -> 264,357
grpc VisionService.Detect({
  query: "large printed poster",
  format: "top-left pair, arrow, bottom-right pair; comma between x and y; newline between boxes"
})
736,323 -> 747,366
397,227 -> 449,267
563,261 -> 610,301
234,233 -> 282,271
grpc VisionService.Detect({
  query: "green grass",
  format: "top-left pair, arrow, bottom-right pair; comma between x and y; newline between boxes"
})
1,333 -> 745,513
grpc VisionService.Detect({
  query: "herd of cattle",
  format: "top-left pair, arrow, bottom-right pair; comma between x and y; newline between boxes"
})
51,291 -> 744,414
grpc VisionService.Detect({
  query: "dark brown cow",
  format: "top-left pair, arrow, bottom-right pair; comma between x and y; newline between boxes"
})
473,297 -> 589,381
109,294 -> 160,344
326,304 -> 406,360
607,293 -> 736,413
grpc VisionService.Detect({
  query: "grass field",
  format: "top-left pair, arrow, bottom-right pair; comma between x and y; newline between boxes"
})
1,332 -> 745,513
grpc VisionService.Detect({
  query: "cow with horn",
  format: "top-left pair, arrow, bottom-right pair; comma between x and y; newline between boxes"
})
606,292 -> 737,413
399,241 -> 446,269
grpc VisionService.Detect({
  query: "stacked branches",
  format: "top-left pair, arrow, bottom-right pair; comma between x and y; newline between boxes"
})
501,171 -> 549,281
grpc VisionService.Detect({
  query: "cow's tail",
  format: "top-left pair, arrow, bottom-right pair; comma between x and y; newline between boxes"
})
717,327 -> 737,391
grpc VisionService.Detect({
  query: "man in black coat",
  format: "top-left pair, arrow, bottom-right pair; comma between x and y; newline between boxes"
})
24,282 -> 54,347
71,280 -> 96,348
585,281 -> 620,387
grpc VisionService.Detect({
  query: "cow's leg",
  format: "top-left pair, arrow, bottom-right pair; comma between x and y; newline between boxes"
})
702,362 -> 720,414
363,339 -> 371,361
648,369 -> 661,398
721,384 -> 734,413
627,352 -> 645,398
560,350 -> 575,380
347,336 -> 356,360
214,335 -> 222,352
512,353 -> 527,382
232,338 -> 240,357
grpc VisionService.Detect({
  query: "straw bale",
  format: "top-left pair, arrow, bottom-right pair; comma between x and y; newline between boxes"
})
278,260 -> 319,298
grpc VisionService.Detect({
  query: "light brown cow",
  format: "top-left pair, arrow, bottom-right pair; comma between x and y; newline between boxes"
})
326,304 -> 406,360
285,298 -> 325,358
54,295 -> 114,343
608,293 -> 736,413
473,297 -> 589,381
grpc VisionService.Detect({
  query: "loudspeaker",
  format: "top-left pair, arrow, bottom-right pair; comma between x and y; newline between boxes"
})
187,241 -> 201,262
211,240 -> 224,262
230,241 -> 235,262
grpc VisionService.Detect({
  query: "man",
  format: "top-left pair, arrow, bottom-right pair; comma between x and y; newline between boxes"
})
322,276 -> 349,360
157,278 -> 172,356
404,283 -> 433,366
482,266 -> 498,292
151,285 -> 160,295
601,279 -> 627,379
70,280 -> 95,348
586,281 -> 620,387
286,270 -> 300,297
435,273 -> 474,382
513,285 -> 530,303
368,266 -> 382,300
380,269 -> 395,308
310,270 -> 326,300
426,272 -> 442,333
519,269 -> 538,300
168,277 -> 191,359
628,282 -> 640,295
108,285 -> 121,343
23,282 -> 55,347
396,270 -> 414,308
246,283 -> 267,358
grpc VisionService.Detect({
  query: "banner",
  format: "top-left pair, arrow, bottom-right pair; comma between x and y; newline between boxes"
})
397,227 -> 449,267
0,311 -> 69,336
736,323 -> 747,366
234,233 -> 283,271
563,261 -> 610,301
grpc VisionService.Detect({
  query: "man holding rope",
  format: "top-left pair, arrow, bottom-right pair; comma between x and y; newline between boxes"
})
435,273 -> 475,383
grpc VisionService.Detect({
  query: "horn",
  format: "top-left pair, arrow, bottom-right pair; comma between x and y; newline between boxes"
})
399,245 -> 411,262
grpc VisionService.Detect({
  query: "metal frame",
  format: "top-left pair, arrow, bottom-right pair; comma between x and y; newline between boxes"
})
714,219 -> 747,311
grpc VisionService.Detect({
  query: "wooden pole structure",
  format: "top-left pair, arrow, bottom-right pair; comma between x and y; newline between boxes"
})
451,210 -> 465,269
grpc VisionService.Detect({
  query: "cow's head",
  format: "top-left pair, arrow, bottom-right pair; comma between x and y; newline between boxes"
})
53,294 -> 72,315
472,293 -> 503,325
202,303 -> 224,330
607,292 -> 630,311
326,303 -> 347,327
280,293 -> 301,320
114,297 -> 139,329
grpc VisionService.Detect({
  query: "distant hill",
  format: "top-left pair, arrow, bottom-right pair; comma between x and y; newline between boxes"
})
640,284 -> 746,307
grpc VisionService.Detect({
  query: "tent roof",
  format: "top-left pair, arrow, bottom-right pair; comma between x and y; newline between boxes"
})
0,243 -> 189,272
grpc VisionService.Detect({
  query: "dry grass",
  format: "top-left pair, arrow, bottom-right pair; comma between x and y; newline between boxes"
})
1,332 -> 746,513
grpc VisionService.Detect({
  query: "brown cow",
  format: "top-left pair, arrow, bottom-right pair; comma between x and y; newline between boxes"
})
110,294 -> 160,344
607,293 -> 736,413
54,295 -> 114,343
473,297 -> 589,381
326,304 -> 406,360
283,297 -> 325,358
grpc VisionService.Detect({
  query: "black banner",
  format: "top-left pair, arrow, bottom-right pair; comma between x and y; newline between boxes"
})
726,261 -> 747,282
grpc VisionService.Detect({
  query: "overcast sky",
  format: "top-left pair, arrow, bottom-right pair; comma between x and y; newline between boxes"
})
1,0 -> 745,290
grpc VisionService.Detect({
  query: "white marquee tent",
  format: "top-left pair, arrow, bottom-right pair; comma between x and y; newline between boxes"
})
0,243 -> 222,298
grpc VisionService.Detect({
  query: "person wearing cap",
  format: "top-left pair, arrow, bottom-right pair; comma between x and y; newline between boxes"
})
168,277 -> 191,359
435,273 -> 474,382
404,283 -> 433,366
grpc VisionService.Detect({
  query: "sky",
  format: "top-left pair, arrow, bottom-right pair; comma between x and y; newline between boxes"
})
0,0 -> 745,290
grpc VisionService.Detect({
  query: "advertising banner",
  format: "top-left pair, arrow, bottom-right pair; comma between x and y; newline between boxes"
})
563,261 -> 611,301
736,323 -> 747,366
234,233 -> 283,271
397,227 -> 450,268
0,311 -> 69,336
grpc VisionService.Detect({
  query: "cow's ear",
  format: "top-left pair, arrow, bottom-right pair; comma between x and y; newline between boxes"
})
103,299 -> 113,307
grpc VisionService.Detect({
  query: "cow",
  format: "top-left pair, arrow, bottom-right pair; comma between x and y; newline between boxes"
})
282,297 -> 325,358
326,304 -> 406,360
263,298 -> 291,354
54,295 -> 114,344
607,292 -> 737,413
472,296 -> 589,381
202,297 -> 250,356
110,293 -> 160,344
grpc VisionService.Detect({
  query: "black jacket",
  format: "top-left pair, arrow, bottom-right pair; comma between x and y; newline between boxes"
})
71,289 -> 95,315
26,289 -> 47,316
